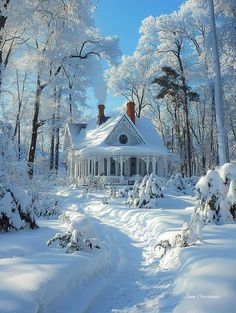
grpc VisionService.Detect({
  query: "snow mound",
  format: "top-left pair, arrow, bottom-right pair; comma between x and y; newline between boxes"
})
48,212 -> 100,253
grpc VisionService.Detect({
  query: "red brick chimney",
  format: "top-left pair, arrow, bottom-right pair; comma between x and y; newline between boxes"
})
126,102 -> 135,124
97,104 -> 105,126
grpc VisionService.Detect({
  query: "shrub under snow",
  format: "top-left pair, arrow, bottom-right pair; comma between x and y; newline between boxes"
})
108,185 -> 131,199
34,194 -> 62,218
166,173 -> 198,193
156,213 -> 205,258
47,213 -> 101,253
195,163 -> 236,223
0,183 -> 38,232
127,173 -> 164,209
156,163 -> 236,259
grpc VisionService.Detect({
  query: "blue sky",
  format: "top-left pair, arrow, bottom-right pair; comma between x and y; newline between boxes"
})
95,0 -> 185,55
88,0 -> 185,116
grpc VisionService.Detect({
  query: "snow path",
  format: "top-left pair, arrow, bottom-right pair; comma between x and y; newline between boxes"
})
2,186 -> 235,313
54,189 -> 194,313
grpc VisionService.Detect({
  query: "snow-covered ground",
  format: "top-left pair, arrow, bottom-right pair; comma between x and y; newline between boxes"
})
0,186 -> 236,313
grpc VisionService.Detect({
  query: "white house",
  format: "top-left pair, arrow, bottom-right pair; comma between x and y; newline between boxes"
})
63,102 -> 177,185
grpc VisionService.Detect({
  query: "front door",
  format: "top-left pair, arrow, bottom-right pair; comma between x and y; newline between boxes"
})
130,157 -> 137,176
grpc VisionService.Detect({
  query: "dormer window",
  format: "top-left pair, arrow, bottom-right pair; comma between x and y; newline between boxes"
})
119,134 -> 128,144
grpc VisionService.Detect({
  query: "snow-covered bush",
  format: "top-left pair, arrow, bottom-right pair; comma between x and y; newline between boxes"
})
194,169 -> 226,223
34,195 -> 61,218
155,213 -> 204,258
127,181 -> 140,206
166,173 -> 185,191
194,163 -> 236,223
116,185 -> 131,198
107,186 -> 117,198
128,174 -> 164,209
0,121 -> 39,232
166,173 -> 198,194
47,230 -> 100,253
102,196 -> 109,204
155,163 -> 236,259
184,175 -> 198,188
108,185 -> 131,199
0,183 -> 38,232
48,213 -> 101,253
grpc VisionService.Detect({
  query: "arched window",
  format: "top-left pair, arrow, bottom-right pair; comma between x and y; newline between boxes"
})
119,134 -> 128,144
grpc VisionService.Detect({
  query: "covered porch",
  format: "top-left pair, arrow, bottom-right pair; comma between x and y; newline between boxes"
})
68,151 -> 175,185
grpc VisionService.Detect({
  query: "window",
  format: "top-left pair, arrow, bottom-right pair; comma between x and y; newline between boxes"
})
119,134 -> 128,144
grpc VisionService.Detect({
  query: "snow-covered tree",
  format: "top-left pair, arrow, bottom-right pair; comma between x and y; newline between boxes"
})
128,174 -> 163,209
208,0 -> 230,164
105,52 -> 154,117
195,163 -> 236,223
0,120 -> 38,231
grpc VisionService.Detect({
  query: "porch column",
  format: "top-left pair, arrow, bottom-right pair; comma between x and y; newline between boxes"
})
79,162 -> 81,178
75,158 -> 79,177
165,159 -> 168,177
152,156 -> 156,175
127,157 -> 130,176
107,157 -> 111,176
98,158 -> 100,176
93,156 -> 96,176
136,158 -> 139,175
83,159 -> 85,177
69,156 -> 73,177
80,159 -> 82,178
120,155 -> 123,177
85,159 -> 88,177
146,156 -> 149,174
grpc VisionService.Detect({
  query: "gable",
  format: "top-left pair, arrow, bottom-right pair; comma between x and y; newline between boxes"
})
105,115 -> 145,146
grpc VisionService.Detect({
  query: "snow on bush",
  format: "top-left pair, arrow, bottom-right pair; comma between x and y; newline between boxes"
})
47,213 -> 101,253
34,194 -> 62,218
155,213 -> 205,258
166,173 -> 198,194
0,183 -> 38,232
194,163 -> 236,223
0,121 -> 39,232
116,185 -> 131,198
108,185 -> 131,199
155,163 -> 236,259
127,173 -> 164,209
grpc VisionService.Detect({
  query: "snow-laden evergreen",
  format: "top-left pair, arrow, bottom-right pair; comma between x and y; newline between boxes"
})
166,173 -> 198,193
195,162 -> 236,223
127,173 -> 163,208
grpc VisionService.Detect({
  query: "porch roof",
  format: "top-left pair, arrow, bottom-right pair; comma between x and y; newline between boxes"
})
78,145 -> 177,160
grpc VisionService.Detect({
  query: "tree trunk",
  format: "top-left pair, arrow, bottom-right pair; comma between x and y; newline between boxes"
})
177,51 -> 192,176
68,81 -> 73,121
55,90 -> 61,172
0,0 -> 10,104
49,113 -> 55,171
28,76 -> 43,178
209,0 -> 230,164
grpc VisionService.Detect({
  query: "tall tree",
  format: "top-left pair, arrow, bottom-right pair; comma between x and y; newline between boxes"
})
208,0 -> 230,164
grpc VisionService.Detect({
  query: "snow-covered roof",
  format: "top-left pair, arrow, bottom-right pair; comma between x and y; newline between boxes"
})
66,114 -> 170,157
